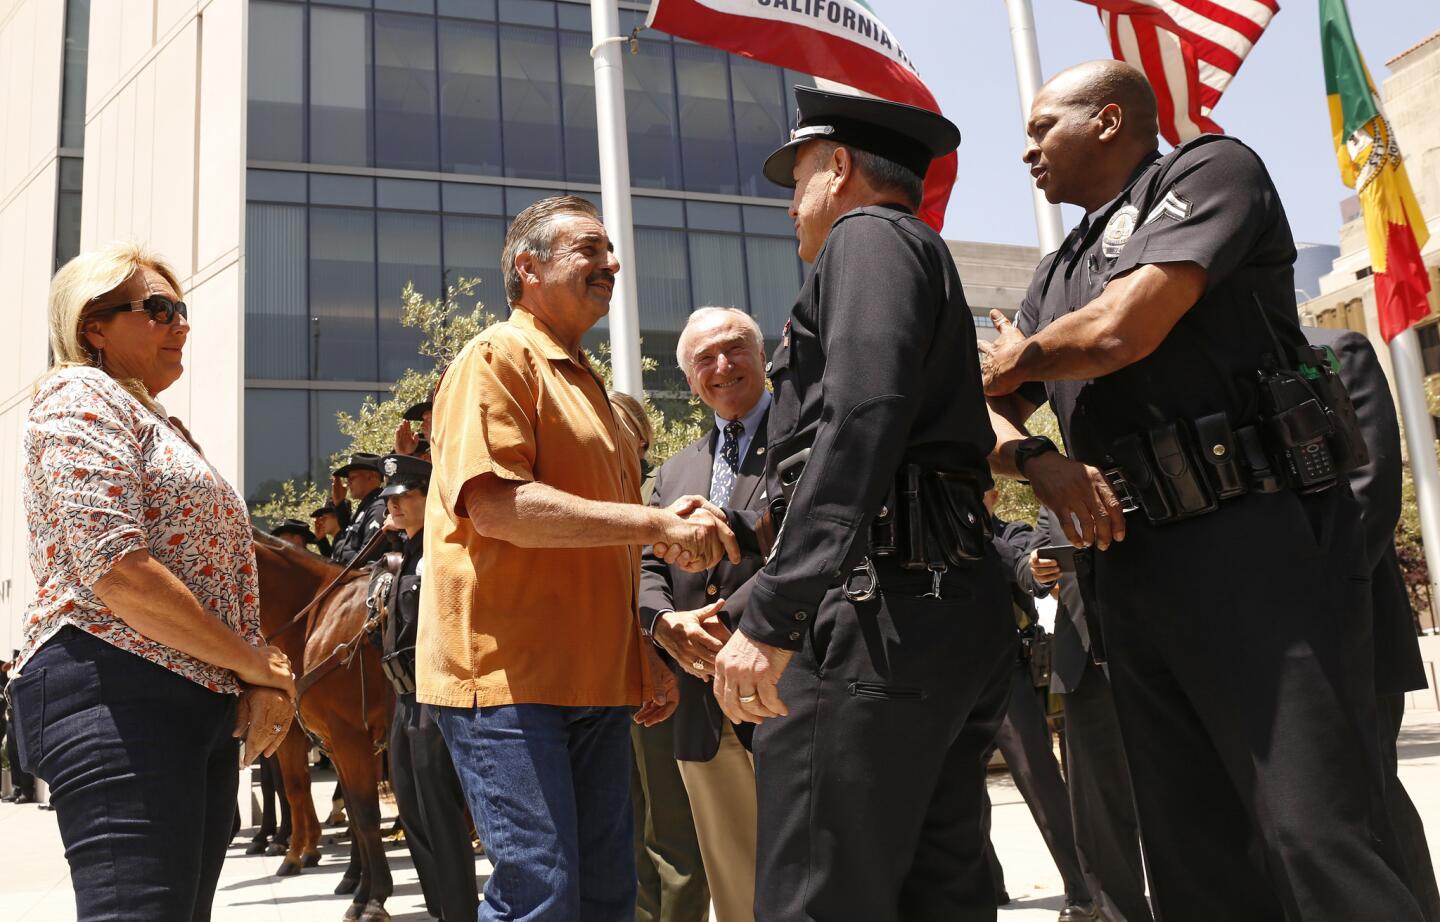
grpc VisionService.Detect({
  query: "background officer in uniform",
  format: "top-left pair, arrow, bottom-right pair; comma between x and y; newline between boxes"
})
984,496 -> 1096,922
396,399 -> 432,460
641,307 -> 773,922
1026,508 -> 1152,922
330,453 -> 395,566
981,60 -> 1422,921
377,452 -> 479,922
270,519 -> 317,551
1303,326 -> 1440,920
309,503 -> 346,558
701,87 -> 1014,921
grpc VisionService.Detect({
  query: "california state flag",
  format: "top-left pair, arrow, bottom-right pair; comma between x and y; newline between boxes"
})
646,0 -> 955,232
1320,0 -> 1432,342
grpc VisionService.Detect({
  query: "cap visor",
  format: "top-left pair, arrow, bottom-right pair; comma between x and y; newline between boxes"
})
379,483 -> 417,498
763,140 -> 806,188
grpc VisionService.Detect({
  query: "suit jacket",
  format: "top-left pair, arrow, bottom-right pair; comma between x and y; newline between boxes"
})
1027,507 -> 1094,695
991,515 -> 1041,628
639,411 -> 769,761
1303,327 -> 1426,695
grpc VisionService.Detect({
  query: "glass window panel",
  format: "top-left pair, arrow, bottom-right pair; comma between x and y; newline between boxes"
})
633,197 -> 684,228
675,44 -> 738,194
377,212 -> 442,380
60,0 -> 90,149
244,389 -> 310,504
377,0 -> 432,11
375,13 -> 439,170
555,2 -> 589,31
635,227 -> 691,336
310,208 -> 378,380
247,1 -> 305,162
499,25 -> 563,180
688,231 -> 746,311
625,38 -> 681,190
312,390 -> 375,487
731,58 -> 788,196
686,201 -> 741,232
570,190 -> 602,210
745,235 -> 802,341
311,174 -> 374,206
559,30 -> 599,184
245,203 -> 309,379
443,214 -> 508,313
438,0 -> 495,19
310,7 -> 371,167
784,69 -> 815,131
505,186 -> 554,216
247,169 -> 307,203
743,204 -> 793,236
439,20 -> 503,175
498,0 -> 554,26
318,0 -> 370,6
619,9 -> 650,35
377,178 -> 440,211
442,182 -> 504,214
54,157 -> 83,270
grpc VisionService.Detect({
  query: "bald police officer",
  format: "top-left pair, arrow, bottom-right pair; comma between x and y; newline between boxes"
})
981,60 -> 1421,921
703,87 -> 1013,922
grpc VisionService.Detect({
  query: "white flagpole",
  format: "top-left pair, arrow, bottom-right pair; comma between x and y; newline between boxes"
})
591,0 -> 644,398
1003,0 -> 1065,255
1388,327 -> 1440,613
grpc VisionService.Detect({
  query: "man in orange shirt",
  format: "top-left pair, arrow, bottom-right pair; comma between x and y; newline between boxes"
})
417,195 -> 738,922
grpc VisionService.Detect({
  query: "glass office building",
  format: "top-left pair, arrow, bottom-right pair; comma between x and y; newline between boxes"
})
243,0 -> 815,503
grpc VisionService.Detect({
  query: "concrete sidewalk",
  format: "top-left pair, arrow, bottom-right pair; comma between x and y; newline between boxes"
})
4,704 -> 1440,921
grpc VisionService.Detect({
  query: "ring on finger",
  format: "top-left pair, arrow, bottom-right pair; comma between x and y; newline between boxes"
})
738,693 -> 757,704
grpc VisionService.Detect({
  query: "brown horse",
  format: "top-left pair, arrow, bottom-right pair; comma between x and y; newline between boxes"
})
252,531 -> 396,922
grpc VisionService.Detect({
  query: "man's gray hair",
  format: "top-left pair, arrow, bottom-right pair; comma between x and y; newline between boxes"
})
501,194 -> 600,305
676,306 -> 765,375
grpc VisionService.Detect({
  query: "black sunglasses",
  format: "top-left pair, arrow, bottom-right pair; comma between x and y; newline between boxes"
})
91,296 -> 188,325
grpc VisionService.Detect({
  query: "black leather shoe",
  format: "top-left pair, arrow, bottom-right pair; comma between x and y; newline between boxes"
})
1058,901 -> 1098,922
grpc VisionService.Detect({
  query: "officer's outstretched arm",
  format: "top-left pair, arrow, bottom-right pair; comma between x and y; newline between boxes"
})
982,261 -> 1206,395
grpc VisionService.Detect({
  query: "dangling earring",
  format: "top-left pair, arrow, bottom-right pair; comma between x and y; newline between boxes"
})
93,347 -> 104,368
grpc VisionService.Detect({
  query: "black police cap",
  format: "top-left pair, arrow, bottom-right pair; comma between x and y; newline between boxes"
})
272,519 -> 317,543
333,452 -> 384,479
763,86 -> 960,189
309,503 -> 338,520
403,399 -> 432,422
379,453 -> 432,498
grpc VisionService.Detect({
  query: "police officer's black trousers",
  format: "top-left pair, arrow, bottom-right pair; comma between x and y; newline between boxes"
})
1060,658 -> 1152,922
389,693 -> 479,922
751,557 -> 1013,922
1097,488 -> 1423,922
1378,692 -> 1440,922
980,662 -> 1091,904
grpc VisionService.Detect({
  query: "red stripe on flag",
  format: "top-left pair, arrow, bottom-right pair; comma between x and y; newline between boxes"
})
1085,0 -> 1246,74
1169,0 -> 1267,44
1177,28 -> 1225,135
1131,19 -> 1182,143
649,0 -> 955,230
1376,221 -> 1434,343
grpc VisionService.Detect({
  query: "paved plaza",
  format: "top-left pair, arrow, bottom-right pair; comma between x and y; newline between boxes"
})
4,695 -> 1440,921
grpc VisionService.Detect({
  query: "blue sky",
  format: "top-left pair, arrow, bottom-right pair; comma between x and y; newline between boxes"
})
878,2 -> 1438,247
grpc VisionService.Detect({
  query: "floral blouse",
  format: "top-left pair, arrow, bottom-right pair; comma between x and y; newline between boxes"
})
17,367 -> 262,693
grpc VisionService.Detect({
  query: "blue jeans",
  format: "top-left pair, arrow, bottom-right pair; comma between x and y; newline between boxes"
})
434,703 -> 636,922
8,626 -> 239,922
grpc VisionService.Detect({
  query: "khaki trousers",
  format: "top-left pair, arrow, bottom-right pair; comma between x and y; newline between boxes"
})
677,723 -> 757,922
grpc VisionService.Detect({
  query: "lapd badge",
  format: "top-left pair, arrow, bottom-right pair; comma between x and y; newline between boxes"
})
383,457 -> 398,477
1102,205 -> 1140,259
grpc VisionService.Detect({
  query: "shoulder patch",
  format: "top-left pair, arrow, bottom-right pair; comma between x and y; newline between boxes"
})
1143,190 -> 1193,227
1102,205 -> 1140,259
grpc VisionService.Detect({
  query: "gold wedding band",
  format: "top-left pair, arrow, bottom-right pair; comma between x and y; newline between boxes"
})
738,694 -> 757,704
692,659 -> 706,672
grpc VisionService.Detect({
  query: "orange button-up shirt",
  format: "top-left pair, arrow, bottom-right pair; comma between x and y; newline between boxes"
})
416,308 -> 651,708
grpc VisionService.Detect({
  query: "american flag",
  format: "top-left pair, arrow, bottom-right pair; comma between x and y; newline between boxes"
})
1076,0 -> 1279,146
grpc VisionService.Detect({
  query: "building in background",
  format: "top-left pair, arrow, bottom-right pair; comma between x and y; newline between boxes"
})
0,0 -> 1036,652
1299,30 -> 1440,414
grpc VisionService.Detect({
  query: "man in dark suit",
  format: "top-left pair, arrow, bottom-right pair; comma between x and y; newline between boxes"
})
984,501 -> 1097,922
1303,326 -> 1439,920
640,306 -> 772,922
1027,507 -> 1153,922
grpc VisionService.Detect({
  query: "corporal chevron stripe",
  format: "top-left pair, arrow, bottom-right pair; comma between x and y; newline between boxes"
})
1078,0 -> 1278,146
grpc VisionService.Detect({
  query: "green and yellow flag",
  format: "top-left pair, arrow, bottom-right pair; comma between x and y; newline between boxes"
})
1320,0 -> 1431,341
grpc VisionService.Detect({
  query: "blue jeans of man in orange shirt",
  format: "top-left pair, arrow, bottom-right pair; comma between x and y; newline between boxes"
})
434,702 -> 636,922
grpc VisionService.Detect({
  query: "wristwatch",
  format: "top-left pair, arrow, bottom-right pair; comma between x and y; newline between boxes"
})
1013,435 -> 1059,480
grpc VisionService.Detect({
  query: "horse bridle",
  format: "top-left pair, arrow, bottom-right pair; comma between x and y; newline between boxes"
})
263,528 -> 392,643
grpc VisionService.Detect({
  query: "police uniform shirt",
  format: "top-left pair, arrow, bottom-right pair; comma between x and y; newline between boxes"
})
332,487 -> 388,565
388,530 -> 425,657
1015,136 -> 1306,465
739,204 -> 996,649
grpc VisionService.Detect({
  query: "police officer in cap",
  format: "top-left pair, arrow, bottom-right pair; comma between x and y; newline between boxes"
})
980,60 -> 1421,921
309,504 -> 345,558
377,452 -> 479,922
330,452 -> 395,566
397,399 -> 432,460
701,86 -> 1013,920
270,518 -> 317,551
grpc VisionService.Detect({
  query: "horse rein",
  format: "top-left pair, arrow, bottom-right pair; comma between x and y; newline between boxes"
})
263,528 -> 392,643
